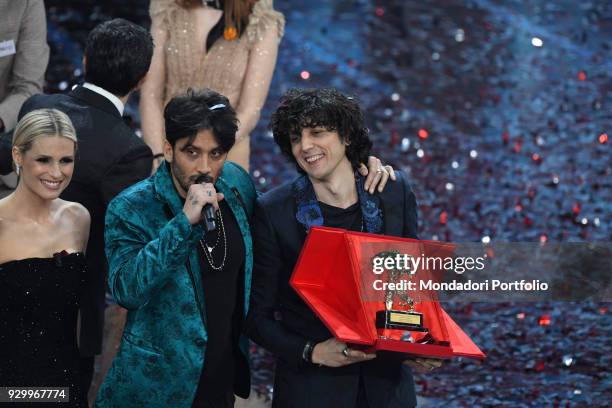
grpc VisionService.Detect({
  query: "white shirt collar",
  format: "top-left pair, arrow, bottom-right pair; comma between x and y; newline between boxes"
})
81,82 -> 125,116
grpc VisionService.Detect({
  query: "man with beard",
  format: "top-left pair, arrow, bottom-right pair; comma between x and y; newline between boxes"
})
95,88 -> 254,407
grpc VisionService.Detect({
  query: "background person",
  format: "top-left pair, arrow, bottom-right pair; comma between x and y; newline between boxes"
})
0,0 -> 49,188
140,0 -> 285,171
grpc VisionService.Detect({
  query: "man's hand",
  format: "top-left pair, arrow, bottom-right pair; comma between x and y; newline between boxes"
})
402,357 -> 443,373
182,181 -> 224,225
359,155 -> 396,194
311,338 -> 376,367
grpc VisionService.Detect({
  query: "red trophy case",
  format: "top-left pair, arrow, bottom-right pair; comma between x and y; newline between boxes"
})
290,227 -> 485,360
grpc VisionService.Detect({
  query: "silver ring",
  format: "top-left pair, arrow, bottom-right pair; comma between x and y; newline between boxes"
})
342,347 -> 350,358
376,168 -> 383,173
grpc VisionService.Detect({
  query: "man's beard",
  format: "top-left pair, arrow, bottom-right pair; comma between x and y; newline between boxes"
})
171,161 -> 198,194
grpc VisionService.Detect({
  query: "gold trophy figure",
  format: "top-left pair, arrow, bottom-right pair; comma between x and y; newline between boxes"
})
374,251 -> 428,336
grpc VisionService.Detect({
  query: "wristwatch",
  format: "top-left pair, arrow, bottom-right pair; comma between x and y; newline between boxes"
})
302,341 -> 314,363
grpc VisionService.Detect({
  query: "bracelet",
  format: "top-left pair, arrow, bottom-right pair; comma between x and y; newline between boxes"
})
302,341 -> 314,363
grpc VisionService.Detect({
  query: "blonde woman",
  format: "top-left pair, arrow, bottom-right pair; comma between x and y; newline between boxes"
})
0,109 -> 90,407
140,0 -> 284,171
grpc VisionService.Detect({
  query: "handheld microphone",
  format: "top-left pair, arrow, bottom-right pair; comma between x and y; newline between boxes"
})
195,174 -> 216,232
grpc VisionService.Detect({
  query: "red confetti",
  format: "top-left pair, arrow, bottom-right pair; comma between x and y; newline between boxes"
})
599,307 -> 607,315
300,70 -> 310,80
516,312 -> 526,319
578,71 -> 587,81
375,7 -> 385,17
572,202 -> 581,215
523,216 -> 533,227
539,234 -> 548,243
599,133 -> 608,144
538,314 -> 551,326
513,141 -> 522,153
531,153 -> 543,164
502,130 -> 510,144
486,248 -> 495,258
390,131 -> 400,146
462,304 -> 473,316
515,203 -> 523,212
527,187 -> 537,200
535,361 -> 545,372
439,211 -> 448,225
418,128 -> 429,140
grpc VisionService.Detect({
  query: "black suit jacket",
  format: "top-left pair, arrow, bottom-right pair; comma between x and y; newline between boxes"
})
1,86 -> 153,355
246,171 -> 418,408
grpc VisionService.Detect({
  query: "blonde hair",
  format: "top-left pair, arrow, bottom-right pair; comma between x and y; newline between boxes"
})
12,109 -> 77,155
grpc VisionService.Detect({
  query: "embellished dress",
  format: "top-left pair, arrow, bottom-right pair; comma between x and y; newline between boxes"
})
0,252 -> 87,407
149,0 -> 285,117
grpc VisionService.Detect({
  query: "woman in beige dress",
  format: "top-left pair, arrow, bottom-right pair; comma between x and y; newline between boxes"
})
140,0 -> 284,171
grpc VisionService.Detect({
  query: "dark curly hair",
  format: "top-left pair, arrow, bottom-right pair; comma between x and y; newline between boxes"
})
164,88 -> 238,152
270,88 -> 372,173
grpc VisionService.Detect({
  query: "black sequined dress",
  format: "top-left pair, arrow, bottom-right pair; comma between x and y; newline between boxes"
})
0,252 -> 87,407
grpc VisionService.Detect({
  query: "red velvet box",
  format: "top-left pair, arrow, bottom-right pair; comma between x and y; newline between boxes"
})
290,226 -> 485,360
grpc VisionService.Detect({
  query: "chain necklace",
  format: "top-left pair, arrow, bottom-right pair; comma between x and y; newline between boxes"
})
202,217 -> 221,253
199,208 -> 227,270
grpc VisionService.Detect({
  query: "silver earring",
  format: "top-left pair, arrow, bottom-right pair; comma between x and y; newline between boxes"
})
15,165 -> 20,176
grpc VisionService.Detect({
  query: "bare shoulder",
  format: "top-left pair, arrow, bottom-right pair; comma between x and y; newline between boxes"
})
56,200 -> 91,229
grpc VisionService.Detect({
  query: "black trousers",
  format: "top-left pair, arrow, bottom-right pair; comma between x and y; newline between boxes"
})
79,356 -> 95,403
192,391 -> 235,408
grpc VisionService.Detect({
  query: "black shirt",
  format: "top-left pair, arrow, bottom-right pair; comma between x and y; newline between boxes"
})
320,200 -> 370,408
192,199 -> 245,404
319,200 -> 363,232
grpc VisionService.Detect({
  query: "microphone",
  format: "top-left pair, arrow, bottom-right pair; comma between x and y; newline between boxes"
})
195,174 -> 216,232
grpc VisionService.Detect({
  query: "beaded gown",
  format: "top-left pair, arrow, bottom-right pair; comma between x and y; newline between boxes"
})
0,252 -> 87,407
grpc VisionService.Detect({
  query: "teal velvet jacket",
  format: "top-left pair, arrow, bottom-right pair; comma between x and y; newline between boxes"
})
95,162 -> 255,408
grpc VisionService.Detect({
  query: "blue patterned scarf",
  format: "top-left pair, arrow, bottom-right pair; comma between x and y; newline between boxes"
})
291,172 -> 383,234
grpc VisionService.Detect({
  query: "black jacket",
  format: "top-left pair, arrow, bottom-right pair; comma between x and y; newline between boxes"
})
246,171 -> 418,408
0,86 -> 153,355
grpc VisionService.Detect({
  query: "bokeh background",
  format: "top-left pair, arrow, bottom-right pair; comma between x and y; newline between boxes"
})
35,0 -> 612,406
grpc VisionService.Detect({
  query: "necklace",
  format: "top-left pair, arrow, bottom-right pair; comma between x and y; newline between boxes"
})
198,208 -> 227,270
201,216 -> 221,253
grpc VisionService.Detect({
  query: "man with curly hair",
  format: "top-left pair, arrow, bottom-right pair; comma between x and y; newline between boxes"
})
246,88 -> 441,407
